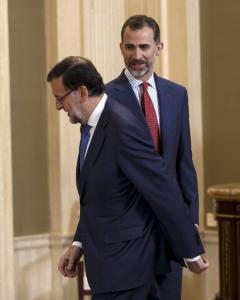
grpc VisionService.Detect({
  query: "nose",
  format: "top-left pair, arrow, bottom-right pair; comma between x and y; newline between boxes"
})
56,101 -> 63,110
132,47 -> 142,60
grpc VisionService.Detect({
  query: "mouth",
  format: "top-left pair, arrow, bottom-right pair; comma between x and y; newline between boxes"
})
130,61 -> 146,69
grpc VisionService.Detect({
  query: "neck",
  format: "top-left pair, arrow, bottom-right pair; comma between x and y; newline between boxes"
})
84,94 -> 104,124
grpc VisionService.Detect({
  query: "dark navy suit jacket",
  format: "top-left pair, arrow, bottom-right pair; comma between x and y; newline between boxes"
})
106,71 -> 199,224
73,96 -> 203,294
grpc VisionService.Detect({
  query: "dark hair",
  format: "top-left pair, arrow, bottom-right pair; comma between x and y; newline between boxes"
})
121,15 -> 160,43
47,56 -> 105,96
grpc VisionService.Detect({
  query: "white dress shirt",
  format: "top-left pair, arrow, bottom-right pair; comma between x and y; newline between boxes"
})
84,93 -> 108,157
72,93 -> 107,248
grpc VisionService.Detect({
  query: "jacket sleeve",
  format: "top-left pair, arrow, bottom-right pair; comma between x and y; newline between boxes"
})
176,89 -> 199,224
117,115 -> 204,260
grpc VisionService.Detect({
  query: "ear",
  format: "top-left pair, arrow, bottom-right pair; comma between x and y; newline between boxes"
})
156,42 -> 164,56
119,42 -> 124,54
78,85 -> 89,102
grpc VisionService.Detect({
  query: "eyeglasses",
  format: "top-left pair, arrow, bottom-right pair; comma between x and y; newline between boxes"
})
55,90 -> 74,102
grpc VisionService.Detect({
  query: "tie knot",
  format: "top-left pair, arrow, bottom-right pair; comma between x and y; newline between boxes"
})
142,82 -> 149,92
81,124 -> 92,137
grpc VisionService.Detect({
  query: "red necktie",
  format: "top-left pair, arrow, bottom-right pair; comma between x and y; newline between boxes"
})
141,82 -> 161,152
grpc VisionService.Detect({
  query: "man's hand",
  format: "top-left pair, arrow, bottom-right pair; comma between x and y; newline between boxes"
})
58,245 -> 84,278
187,256 -> 209,274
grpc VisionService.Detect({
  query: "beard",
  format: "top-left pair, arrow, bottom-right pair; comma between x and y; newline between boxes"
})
68,112 -> 81,124
127,60 -> 150,79
69,117 -> 79,124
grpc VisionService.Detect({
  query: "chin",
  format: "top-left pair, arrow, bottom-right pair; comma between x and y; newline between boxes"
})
129,68 -> 148,79
69,117 -> 80,124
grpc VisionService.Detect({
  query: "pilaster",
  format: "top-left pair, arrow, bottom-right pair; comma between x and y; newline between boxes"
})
0,0 -> 15,299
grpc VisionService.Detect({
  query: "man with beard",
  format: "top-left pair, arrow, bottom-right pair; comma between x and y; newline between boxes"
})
106,15 -> 201,300
50,56 -> 208,300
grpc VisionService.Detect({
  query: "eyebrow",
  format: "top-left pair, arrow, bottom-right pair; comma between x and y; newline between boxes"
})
124,43 -> 150,46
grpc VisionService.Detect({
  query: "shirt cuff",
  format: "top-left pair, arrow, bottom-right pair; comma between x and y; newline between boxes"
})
72,241 -> 83,248
185,255 -> 201,262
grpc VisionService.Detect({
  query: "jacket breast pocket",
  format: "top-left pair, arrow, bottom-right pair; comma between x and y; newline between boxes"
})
104,226 -> 145,244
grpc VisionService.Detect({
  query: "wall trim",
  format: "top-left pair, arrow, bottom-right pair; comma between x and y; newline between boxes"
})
14,230 -> 218,250
14,233 -> 73,250
201,229 -> 219,245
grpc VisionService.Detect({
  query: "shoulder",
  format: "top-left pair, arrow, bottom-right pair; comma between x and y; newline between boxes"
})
105,99 -> 160,162
154,74 -> 187,95
105,71 -> 128,91
106,97 -> 142,126
153,74 -> 189,110
105,97 -> 150,140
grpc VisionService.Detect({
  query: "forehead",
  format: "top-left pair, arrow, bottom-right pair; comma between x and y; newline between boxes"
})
122,26 -> 155,44
50,76 -> 66,93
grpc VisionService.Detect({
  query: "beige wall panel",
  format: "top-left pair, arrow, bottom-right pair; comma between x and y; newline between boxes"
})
8,0 -> 50,236
124,0 -> 161,20
160,0 -> 169,78
14,234 -> 78,300
200,0 -> 240,215
167,0 -> 187,86
56,0 -> 81,59
82,0 -> 125,82
45,0 -> 82,234
186,0 -> 204,227
44,3 -> 83,297
44,2 -> 83,297
45,0 -> 61,233
57,0 -> 82,234
15,235 -> 52,300
0,1 -> 15,299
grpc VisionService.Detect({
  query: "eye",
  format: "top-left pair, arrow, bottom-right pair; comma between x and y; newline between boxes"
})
140,44 -> 150,50
124,44 -> 134,50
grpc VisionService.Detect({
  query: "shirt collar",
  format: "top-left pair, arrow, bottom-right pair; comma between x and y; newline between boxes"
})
124,68 -> 156,89
87,93 -> 107,128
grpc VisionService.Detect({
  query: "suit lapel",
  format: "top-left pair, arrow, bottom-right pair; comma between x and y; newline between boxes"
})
109,72 -> 175,158
111,71 -> 144,121
154,74 -> 174,157
79,100 -> 110,198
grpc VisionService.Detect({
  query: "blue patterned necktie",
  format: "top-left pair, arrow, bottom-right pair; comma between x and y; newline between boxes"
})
79,124 -> 92,170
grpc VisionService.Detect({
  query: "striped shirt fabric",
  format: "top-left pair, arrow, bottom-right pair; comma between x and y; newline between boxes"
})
124,68 -> 160,128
